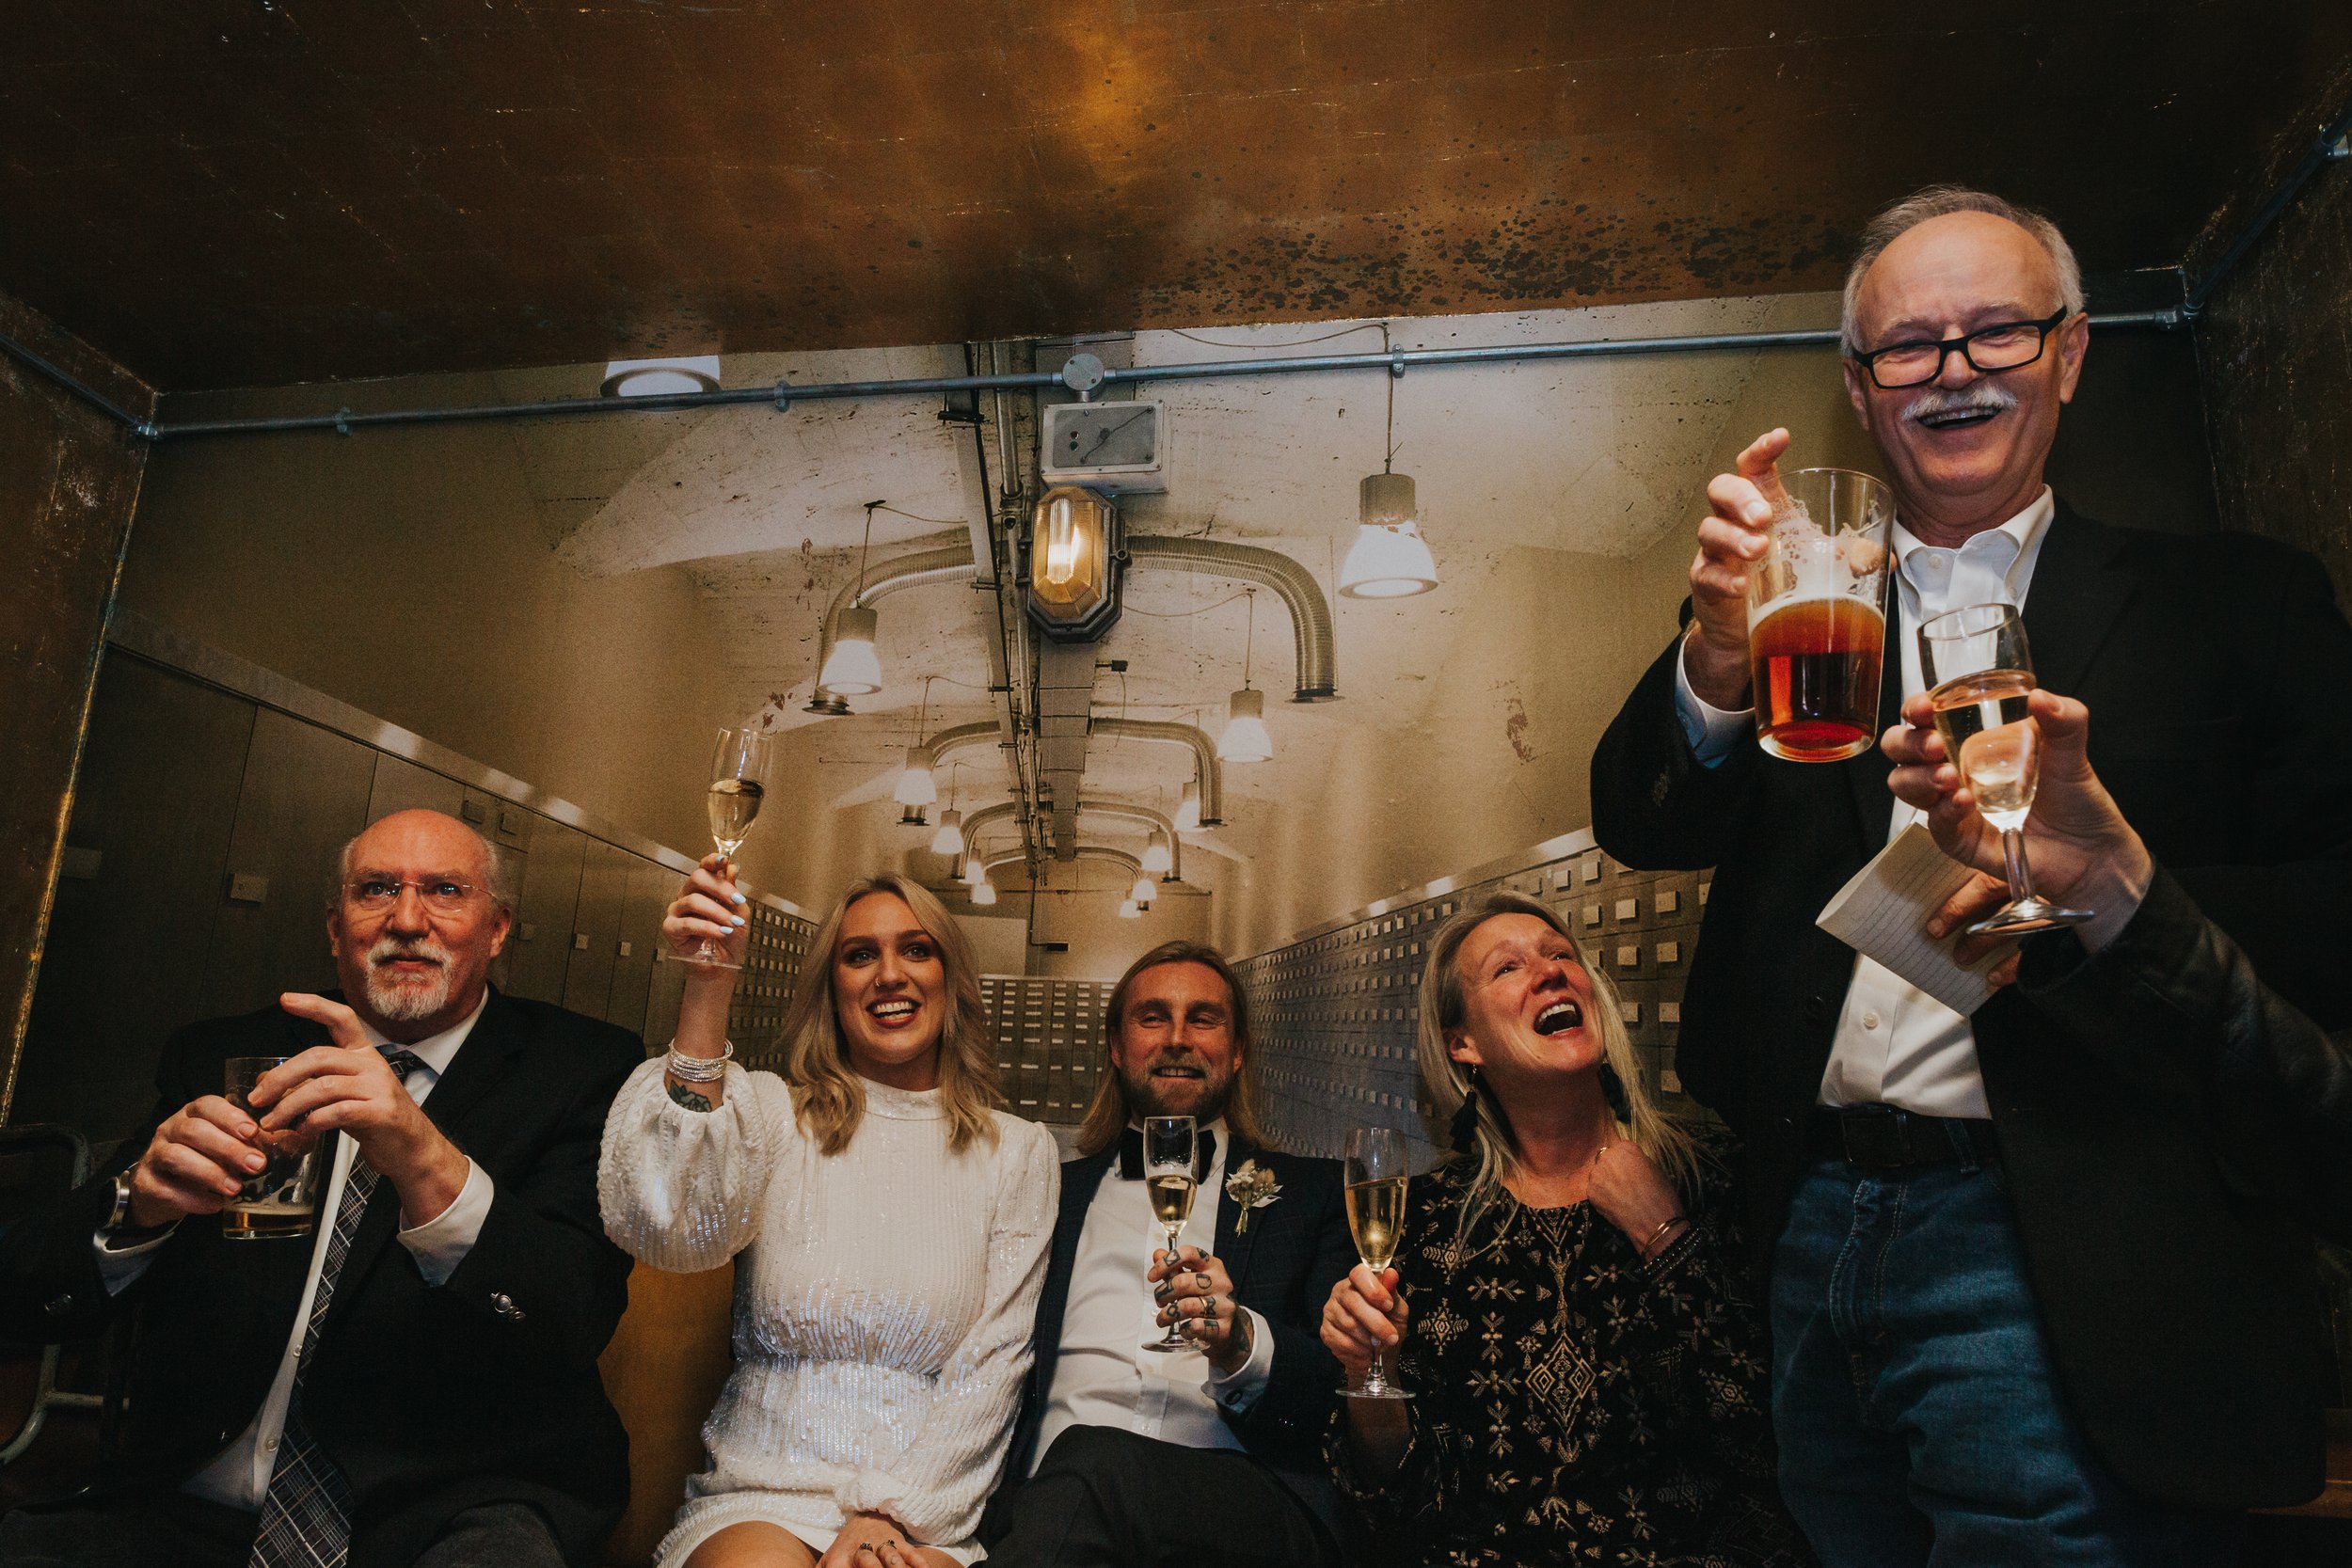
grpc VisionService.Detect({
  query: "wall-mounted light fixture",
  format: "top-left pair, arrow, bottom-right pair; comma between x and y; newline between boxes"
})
1026,485 -> 1123,642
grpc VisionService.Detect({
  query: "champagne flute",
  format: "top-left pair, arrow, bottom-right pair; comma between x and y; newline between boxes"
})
1139,1116 -> 1198,1354
671,726 -> 773,970
1342,1126 -> 1412,1400
1917,602 -> 2092,936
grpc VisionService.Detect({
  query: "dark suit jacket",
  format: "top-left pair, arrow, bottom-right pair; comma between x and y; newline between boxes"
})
999,1136 -> 1355,1514
1590,499 -> 2352,1510
0,988 -> 644,1568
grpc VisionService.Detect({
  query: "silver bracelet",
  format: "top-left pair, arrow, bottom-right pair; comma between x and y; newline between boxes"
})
665,1040 -> 734,1083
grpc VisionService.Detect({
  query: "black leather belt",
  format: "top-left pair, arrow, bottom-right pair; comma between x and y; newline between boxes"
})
1805,1104 -> 1997,1170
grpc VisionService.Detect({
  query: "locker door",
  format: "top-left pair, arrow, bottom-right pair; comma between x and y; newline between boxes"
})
562,841 -> 630,1019
506,816 -> 587,1005
365,754 -> 463,824
204,708 -> 376,1022
605,855 -> 670,1040
16,654 -> 256,1142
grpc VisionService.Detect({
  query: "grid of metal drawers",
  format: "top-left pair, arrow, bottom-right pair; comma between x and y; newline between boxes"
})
1235,844 -> 1713,1166
732,906 -> 817,1071
981,975 -> 1109,1126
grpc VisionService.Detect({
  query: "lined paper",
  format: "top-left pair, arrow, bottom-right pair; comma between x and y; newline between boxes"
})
1815,824 -> 2019,1016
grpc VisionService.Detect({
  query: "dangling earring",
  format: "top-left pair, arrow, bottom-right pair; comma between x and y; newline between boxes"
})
1449,1068 -> 1486,1155
1597,1060 -> 1630,1124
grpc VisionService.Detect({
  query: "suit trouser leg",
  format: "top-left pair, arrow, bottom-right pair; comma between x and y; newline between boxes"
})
986,1425 -> 1338,1568
409,1502 -> 567,1568
0,1491 -> 254,1568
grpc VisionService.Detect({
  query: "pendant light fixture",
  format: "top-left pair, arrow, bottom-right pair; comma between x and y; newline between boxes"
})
1128,873 -> 1156,905
1174,780 -> 1201,832
817,501 -> 887,699
971,879 -> 999,907
930,764 -> 965,858
1218,591 -> 1275,764
1140,829 -> 1173,876
895,677 -> 937,821
1339,330 -> 1439,599
1117,898 -> 1141,920
962,853 -> 987,886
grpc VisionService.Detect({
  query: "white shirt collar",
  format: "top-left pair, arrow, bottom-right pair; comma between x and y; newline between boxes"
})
358,988 -> 489,1080
1891,485 -> 2055,610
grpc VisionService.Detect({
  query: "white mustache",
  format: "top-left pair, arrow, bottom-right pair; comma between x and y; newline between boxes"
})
368,936 -> 451,971
1903,383 -> 2017,424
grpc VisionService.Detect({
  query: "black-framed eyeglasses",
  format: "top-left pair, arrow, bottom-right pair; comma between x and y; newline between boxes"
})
1850,308 -> 2072,389
343,877 -> 479,913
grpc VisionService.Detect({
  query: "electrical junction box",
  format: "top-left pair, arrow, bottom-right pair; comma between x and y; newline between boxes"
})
1040,401 -> 1168,493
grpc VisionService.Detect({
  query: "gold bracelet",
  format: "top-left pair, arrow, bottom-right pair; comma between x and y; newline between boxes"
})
1640,1214 -> 1688,1259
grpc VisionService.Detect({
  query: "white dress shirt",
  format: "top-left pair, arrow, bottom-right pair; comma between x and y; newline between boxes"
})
94,992 -> 496,1509
1032,1120 -> 1277,1475
1676,487 -> 2072,1117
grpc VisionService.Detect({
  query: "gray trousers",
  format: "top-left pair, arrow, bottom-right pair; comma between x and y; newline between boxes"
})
0,1494 -> 566,1568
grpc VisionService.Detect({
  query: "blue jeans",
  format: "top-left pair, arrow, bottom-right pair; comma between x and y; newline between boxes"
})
1771,1148 -> 2243,1568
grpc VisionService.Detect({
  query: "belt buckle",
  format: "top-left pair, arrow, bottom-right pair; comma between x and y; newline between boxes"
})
1839,1108 -> 1909,1168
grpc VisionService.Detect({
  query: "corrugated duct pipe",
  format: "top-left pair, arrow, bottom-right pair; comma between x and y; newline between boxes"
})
918,721 -> 1004,772
1089,717 -> 1223,826
814,542 -> 978,700
983,846 -> 1140,883
1126,535 -> 1336,701
1077,799 -> 1182,882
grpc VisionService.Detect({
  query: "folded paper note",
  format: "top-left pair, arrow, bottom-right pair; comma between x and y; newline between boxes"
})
1816,823 -> 2020,1016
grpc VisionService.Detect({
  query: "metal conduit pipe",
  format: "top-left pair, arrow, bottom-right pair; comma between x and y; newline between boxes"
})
1089,717 -> 1223,827
1076,800 -> 1183,882
1126,535 -> 1336,701
29,311 -> 2191,442
814,543 -> 977,699
917,721 -> 1005,772
956,800 -> 1025,854
980,845 -> 1142,886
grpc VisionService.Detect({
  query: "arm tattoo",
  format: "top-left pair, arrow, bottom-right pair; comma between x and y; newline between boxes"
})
667,1079 -> 716,1114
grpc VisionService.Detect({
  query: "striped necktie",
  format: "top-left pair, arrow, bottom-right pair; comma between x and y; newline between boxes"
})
248,1047 -> 426,1568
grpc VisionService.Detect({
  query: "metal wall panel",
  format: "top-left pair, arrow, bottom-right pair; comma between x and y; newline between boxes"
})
203,707 -> 376,1022
506,818 -> 588,1006
364,753 -> 465,824
562,841 -> 631,1021
604,855 -> 669,1041
14,655 -> 254,1143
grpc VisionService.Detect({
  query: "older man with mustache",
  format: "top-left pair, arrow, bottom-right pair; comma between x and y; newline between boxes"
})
0,808 -> 644,1568
1592,186 -> 2352,1566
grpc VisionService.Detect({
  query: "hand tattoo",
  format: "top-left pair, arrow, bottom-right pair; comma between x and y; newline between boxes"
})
668,1081 -> 715,1113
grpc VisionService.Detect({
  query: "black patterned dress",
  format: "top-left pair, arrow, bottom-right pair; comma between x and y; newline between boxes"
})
1330,1146 -> 1812,1567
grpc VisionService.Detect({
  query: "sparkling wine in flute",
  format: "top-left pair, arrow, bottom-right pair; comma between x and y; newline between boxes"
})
1148,1173 -> 1197,1229
1751,596 -> 1886,763
1929,671 -> 2037,830
707,777 -> 765,853
1915,602 -> 2090,937
1345,1176 -> 1407,1274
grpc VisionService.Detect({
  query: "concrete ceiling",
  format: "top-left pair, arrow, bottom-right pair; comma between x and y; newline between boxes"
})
7,1 -> 2350,390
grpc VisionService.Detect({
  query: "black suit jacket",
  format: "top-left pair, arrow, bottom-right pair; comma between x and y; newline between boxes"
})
1000,1137 -> 1354,1508
1590,500 -> 2352,1510
0,989 -> 644,1568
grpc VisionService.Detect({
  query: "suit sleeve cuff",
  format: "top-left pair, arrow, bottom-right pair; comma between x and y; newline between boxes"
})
1675,638 -> 1753,768
90,1226 -> 175,1295
1207,1307 -> 1276,1411
398,1158 -> 492,1286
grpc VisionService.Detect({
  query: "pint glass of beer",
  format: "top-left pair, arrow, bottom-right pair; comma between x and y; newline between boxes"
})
1747,467 -> 1895,762
223,1057 -> 325,1240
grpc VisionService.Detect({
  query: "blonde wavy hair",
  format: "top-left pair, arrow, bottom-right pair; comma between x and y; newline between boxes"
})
1418,893 -> 1702,1250
779,873 -> 1001,1156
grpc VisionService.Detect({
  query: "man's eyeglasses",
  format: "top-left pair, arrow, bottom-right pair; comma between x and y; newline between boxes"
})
343,878 -> 480,913
1849,308 -> 2072,390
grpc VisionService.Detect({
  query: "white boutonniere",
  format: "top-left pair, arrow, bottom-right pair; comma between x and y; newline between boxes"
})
1226,1159 -> 1282,1233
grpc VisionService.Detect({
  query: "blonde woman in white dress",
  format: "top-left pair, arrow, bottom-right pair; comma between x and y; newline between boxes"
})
601,863 -> 1057,1568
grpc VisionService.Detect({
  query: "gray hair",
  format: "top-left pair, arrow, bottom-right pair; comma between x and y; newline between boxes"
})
330,818 -> 514,911
1840,185 -> 2086,354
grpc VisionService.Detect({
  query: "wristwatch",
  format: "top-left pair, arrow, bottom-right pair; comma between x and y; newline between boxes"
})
100,1172 -> 175,1243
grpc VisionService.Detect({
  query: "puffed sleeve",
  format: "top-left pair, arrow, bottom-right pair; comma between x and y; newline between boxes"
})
597,1057 -> 787,1273
834,1117 -> 1059,1545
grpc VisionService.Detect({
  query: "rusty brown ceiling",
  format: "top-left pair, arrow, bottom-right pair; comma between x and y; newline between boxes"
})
6,1 -> 2350,392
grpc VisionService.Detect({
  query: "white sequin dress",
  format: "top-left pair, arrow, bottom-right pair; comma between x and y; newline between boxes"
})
599,1060 -> 1058,1566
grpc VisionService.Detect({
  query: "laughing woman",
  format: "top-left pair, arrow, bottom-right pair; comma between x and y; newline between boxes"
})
1321,893 -> 1809,1567
601,863 -> 1057,1568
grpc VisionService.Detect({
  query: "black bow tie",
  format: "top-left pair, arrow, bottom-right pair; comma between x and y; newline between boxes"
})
1118,1127 -> 1216,1182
